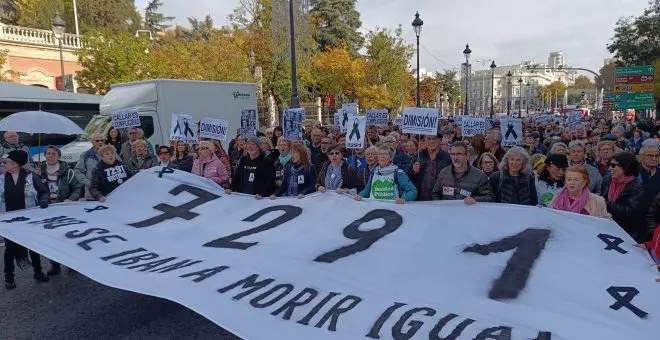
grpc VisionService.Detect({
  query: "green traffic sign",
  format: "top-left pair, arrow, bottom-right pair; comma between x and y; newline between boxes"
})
614,92 -> 654,101
615,101 -> 654,110
615,65 -> 655,76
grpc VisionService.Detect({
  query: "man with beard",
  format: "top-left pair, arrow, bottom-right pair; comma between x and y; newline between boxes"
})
227,136 -> 275,199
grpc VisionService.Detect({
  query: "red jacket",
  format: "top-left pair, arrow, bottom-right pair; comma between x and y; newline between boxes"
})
643,225 -> 660,263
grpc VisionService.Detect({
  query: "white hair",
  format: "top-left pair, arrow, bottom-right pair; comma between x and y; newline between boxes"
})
499,146 -> 532,175
550,142 -> 568,154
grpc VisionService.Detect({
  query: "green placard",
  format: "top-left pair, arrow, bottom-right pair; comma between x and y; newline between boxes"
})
615,65 -> 655,76
615,101 -> 654,110
614,92 -> 654,101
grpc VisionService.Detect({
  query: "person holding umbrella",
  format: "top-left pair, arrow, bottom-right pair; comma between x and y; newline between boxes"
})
2,150 -> 50,289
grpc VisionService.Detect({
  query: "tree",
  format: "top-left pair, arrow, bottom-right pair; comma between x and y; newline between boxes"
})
309,0 -> 364,54
0,49 -> 11,81
75,30 -> 161,93
76,0 -> 142,34
419,77 -> 438,105
144,0 -> 174,33
436,70 -> 462,108
607,0 -> 660,65
538,81 -> 568,106
596,62 -> 616,91
572,75 -> 593,89
311,45 -> 364,106
16,0 -> 62,31
363,26 -> 413,111
0,0 -> 18,25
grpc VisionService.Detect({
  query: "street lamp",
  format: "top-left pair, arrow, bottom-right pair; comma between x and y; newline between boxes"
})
526,82 -> 530,115
506,71 -> 512,116
288,0 -> 300,108
412,12 -> 423,108
518,78 -> 523,117
462,44 -> 471,115
489,60 -> 496,118
439,93 -> 444,116
52,14 -> 66,92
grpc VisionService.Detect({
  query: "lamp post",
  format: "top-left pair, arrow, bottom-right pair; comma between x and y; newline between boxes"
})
526,82 -> 530,115
489,60 -> 496,118
517,78 -> 523,117
439,93 -> 444,116
506,71 -> 512,116
52,14 -> 66,92
462,44 -> 471,115
412,12 -> 423,108
288,0 -> 300,108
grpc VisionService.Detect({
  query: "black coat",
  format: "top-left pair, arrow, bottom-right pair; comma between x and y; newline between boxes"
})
489,171 -> 538,206
409,149 -> 451,201
4,170 -> 49,211
601,176 -> 646,242
174,155 -> 194,173
230,152 -> 276,196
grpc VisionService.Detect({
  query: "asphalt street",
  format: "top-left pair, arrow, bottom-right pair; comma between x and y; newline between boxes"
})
0,244 -> 241,340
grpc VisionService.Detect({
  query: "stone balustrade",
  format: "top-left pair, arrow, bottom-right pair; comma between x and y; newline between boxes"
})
0,23 -> 82,49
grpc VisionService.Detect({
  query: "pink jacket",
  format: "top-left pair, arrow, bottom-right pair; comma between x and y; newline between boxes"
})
192,154 -> 229,185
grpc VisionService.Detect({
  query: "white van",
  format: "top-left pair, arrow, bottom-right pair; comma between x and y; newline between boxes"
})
50,79 -> 258,165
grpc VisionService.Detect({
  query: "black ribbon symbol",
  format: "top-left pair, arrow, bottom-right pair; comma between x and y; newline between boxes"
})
183,120 -> 194,137
342,110 -> 349,127
607,286 -> 648,319
85,205 -> 109,213
505,121 -> 518,140
349,118 -> 361,141
173,119 -> 182,134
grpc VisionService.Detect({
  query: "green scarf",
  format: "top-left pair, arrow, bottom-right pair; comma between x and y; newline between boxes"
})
278,152 -> 292,166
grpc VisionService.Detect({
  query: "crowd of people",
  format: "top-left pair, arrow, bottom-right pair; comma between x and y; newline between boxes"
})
2,114 -> 660,289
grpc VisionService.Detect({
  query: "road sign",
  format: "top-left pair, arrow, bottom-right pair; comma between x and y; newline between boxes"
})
614,92 -> 654,101
615,75 -> 655,84
615,83 -> 655,93
615,101 -> 655,110
615,65 -> 655,76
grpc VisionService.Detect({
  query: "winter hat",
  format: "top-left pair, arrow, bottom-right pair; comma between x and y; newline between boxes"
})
246,135 -> 262,147
2,150 -> 28,166
545,154 -> 568,169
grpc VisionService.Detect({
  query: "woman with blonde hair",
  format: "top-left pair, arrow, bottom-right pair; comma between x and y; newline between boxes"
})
551,166 -> 610,218
192,140 -> 229,187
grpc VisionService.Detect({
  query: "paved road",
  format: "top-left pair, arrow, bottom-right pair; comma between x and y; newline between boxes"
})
0,248 -> 241,340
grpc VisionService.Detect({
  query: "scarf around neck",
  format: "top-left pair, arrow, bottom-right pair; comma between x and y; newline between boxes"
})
279,152 -> 292,166
553,187 -> 590,214
375,164 -> 399,176
608,175 -> 634,202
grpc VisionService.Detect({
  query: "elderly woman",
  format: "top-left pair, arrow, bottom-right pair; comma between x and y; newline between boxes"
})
260,136 -> 279,163
629,129 -> 645,154
355,144 -> 417,204
591,140 -> 616,176
551,166 -> 610,218
612,125 -> 631,152
316,144 -> 362,193
271,144 -> 317,199
567,141 -> 602,193
476,152 -> 498,179
36,145 -> 82,203
359,146 -> 378,187
192,140 -> 229,187
489,147 -> 538,206
90,145 -> 131,203
126,139 -> 158,174
601,152 -> 645,242
274,138 -> 292,188
536,154 -> 568,207
549,142 -> 568,156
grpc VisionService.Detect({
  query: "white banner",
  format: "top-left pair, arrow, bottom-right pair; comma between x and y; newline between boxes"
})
402,107 -> 440,136
170,114 -> 197,144
283,108 -> 306,141
365,109 -> 389,127
111,109 -> 141,129
0,170 -> 658,340
241,109 -> 259,138
345,116 -> 366,149
199,118 -> 229,141
500,117 -> 523,147
338,108 -> 357,134
461,117 -> 486,137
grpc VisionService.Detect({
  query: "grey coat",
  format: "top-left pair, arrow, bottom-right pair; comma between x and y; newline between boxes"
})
126,154 -> 158,174
432,165 -> 495,202
37,161 -> 83,202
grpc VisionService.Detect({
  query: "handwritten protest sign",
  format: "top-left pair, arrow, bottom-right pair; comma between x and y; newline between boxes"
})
461,117 -> 486,137
111,109 -> 141,129
199,118 -> 229,141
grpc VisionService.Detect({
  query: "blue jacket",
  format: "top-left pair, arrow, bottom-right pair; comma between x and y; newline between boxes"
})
274,163 -> 317,197
392,149 -> 412,174
347,154 -> 366,174
359,167 -> 418,201
629,137 -> 644,154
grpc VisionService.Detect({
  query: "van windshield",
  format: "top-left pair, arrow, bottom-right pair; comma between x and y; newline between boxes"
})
78,116 -> 112,141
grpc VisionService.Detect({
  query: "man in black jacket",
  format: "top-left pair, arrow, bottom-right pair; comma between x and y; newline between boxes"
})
410,133 -> 451,201
227,136 -> 275,199
2,150 -> 50,289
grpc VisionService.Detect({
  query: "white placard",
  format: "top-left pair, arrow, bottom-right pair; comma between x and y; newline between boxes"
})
0,169 -> 658,340
500,117 -> 523,147
170,113 -> 197,144
365,109 -> 389,126
567,111 -> 583,132
393,116 -> 404,126
402,107 -> 440,136
199,118 -> 229,141
342,103 -> 359,116
338,108 -> 357,134
111,109 -> 141,129
283,108 -> 306,141
345,116 -> 366,149
240,109 -> 259,138
461,117 -> 486,137
533,114 -> 553,124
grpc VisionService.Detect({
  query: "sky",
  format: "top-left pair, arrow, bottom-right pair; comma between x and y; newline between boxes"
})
136,0 -> 651,78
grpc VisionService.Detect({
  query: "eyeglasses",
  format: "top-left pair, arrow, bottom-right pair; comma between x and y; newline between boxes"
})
610,162 -> 620,168
450,153 -> 467,157
93,139 -> 104,143
328,151 -> 341,156
157,152 -> 170,155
